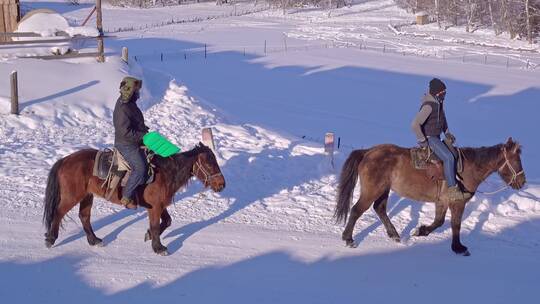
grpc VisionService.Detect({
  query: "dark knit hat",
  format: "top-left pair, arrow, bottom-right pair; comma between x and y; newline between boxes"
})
429,78 -> 446,95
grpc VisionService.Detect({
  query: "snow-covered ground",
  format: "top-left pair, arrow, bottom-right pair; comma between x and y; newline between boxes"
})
1,1 -> 540,303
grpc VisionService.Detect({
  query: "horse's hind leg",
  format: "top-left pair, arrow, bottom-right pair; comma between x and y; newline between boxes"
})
373,190 -> 400,242
342,191 -> 379,247
144,208 -> 172,242
79,194 -> 103,247
413,201 -> 448,237
45,198 -> 76,248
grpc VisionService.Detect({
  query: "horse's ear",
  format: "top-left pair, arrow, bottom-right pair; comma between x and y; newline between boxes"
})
505,137 -> 514,147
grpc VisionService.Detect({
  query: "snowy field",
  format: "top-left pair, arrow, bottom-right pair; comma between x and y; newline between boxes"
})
1,1 -> 540,303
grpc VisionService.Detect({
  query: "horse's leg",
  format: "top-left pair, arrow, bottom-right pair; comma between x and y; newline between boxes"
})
413,202 -> 448,237
449,201 -> 470,256
148,206 -> 168,255
144,208 -> 172,242
79,194 -> 103,246
45,198 -> 76,248
372,190 -> 400,242
342,192 -> 378,247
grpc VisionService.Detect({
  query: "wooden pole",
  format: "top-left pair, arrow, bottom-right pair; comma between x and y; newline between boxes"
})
96,0 -> 105,63
121,47 -> 128,63
202,127 -> 216,152
325,132 -> 335,169
10,71 -> 18,115
81,6 -> 97,26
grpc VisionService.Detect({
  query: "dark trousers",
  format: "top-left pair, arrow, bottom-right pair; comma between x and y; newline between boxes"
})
115,144 -> 147,200
427,136 -> 457,187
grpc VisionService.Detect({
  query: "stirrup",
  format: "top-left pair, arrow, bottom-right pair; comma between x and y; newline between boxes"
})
121,197 -> 137,210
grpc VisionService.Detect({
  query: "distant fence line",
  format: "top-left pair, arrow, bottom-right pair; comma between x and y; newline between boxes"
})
105,5 -> 270,33
127,39 -> 539,70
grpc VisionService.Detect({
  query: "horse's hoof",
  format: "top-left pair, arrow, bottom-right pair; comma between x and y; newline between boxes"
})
456,249 -> 471,256
144,231 -> 151,242
412,226 -> 429,237
390,236 -> 401,243
90,239 -> 104,247
345,240 -> 358,248
155,247 -> 169,256
45,240 -> 54,248
452,244 -> 470,256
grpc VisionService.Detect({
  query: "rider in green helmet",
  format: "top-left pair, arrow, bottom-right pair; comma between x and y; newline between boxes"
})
113,77 -> 148,209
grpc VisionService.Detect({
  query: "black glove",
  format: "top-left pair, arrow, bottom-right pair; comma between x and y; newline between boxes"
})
418,139 -> 428,148
445,132 -> 456,144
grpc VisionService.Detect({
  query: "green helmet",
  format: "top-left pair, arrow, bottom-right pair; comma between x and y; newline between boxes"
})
119,76 -> 142,102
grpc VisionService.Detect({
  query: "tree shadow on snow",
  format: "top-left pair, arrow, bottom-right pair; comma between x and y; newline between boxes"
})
163,145 -> 332,254
3,219 -> 539,304
22,80 -> 100,110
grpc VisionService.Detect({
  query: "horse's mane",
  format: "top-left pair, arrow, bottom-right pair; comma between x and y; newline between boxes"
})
152,143 -> 213,191
462,140 -> 518,166
461,144 -> 503,165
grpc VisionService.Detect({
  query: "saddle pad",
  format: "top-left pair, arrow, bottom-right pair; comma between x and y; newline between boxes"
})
411,147 -> 438,170
93,149 -> 114,180
411,146 -> 463,173
93,148 -> 155,186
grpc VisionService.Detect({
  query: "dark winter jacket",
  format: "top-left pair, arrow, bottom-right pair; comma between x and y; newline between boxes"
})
420,96 -> 448,137
113,97 -> 148,146
411,94 -> 448,141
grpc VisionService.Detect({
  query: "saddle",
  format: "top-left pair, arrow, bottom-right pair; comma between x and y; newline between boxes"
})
411,139 -> 463,181
92,148 -> 155,200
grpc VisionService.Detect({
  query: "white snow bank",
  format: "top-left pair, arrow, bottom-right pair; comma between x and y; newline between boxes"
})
0,97 -> 10,115
16,12 -> 69,37
64,26 -> 100,38
0,56 -> 146,129
16,12 -> 99,39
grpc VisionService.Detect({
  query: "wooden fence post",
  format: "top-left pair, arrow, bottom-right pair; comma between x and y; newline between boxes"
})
202,127 -> 216,152
121,47 -> 128,64
96,0 -> 105,63
10,71 -> 18,115
325,132 -> 335,168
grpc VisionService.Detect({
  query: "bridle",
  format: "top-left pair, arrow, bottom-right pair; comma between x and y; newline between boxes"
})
478,147 -> 524,195
192,158 -> 223,186
498,147 -> 524,187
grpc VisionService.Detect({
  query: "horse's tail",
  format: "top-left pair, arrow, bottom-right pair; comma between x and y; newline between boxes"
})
43,158 -> 64,232
334,149 -> 367,224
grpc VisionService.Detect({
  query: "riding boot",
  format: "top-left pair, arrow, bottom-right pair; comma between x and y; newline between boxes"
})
447,185 -> 472,202
121,197 -> 137,210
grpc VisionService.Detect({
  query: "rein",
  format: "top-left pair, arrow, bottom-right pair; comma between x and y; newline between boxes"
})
193,158 -> 223,185
477,148 -> 524,195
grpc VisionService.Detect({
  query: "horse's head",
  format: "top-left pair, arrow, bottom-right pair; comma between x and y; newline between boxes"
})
192,142 -> 226,192
497,137 -> 526,190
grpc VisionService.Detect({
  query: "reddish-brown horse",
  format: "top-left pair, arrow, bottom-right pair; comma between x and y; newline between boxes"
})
335,138 -> 526,256
43,143 -> 225,255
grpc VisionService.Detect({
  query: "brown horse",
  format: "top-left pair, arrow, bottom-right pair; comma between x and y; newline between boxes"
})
335,138 -> 526,256
43,143 -> 225,255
